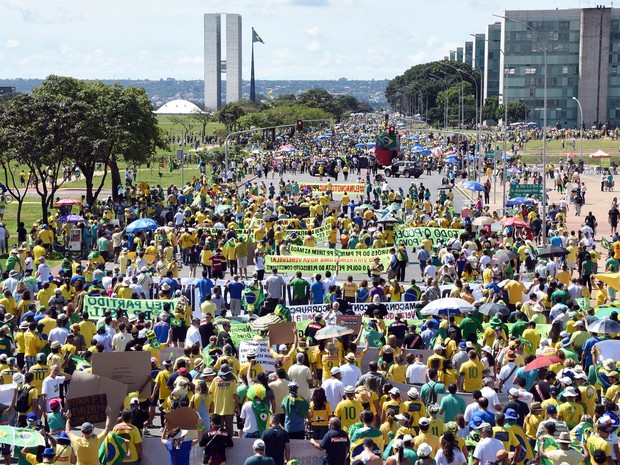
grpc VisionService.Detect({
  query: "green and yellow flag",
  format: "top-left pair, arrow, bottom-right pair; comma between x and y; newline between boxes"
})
252,28 -> 265,44
0,426 -> 45,448
98,432 -> 127,465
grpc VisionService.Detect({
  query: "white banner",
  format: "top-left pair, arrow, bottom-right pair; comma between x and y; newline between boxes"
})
238,341 -> 276,372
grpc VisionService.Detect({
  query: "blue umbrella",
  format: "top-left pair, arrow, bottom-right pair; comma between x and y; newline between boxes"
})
462,181 -> 485,192
506,197 -> 534,207
366,142 -> 375,148
126,218 -> 158,233
412,144 -> 423,151
355,143 -> 365,148
421,149 -> 432,155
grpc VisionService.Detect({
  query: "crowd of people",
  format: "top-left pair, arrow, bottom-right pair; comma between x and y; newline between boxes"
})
0,113 -> 616,465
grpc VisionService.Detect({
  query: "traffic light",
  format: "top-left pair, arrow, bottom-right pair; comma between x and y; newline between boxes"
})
388,126 -> 396,137
296,120 -> 303,131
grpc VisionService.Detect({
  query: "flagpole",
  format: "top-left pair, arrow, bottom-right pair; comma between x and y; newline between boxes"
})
250,29 -> 256,102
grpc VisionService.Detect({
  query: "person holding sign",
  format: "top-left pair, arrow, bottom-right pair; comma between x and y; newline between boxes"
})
65,405 -> 112,465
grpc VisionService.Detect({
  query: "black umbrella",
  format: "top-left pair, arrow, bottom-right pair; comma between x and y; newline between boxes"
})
587,317 -> 620,335
479,302 -> 511,317
495,250 -> 518,262
538,245 -> 569,259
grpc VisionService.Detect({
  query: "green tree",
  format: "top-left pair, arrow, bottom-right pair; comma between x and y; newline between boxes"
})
482,96 -> 499,122
215,103 -> 245,132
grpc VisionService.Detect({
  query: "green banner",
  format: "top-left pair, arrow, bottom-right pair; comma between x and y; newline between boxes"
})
393,227 -> 464,248
289,245 -> 393,258
0,426 -> 45,448
82,296 -> 176,318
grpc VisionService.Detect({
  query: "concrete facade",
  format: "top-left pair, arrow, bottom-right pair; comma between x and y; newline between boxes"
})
226,14 -> 242,104
580,7 -> 611,127
203,13 -> 243,110
204,14 -> 221,110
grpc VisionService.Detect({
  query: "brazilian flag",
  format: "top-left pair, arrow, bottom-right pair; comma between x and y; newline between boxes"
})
274,304 -> 291,322
350,426 -> 383,457
602,237 -> 613,252
537,435 -> 559,465
252,401 -> 271,436
507,422 -> 534,462
98,432 -> 127,465
243,284 -> 264,313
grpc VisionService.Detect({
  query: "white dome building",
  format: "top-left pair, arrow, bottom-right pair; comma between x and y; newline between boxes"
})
154,99 -> 205,115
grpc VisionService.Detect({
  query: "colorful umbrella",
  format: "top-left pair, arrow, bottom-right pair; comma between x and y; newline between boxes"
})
500,217 -> 530,228
55,197 -> 82,207
525,355 -> 563,372
314,325 -> 355,340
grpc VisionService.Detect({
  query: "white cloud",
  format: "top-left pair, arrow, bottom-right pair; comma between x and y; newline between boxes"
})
177,55 -> 202,65
306,41 -> 321,52
407,52 -> 431,65
5,39 -> 19,48
426,35 -> 442,48
304,26 -> 321,37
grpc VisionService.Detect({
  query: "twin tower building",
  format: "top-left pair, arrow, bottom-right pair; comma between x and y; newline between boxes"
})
204,13 -> 242,110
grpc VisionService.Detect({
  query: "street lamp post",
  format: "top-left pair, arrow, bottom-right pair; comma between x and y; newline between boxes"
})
573,96 -> 584,161
430,74 -> 449,128
495,14 -> 548,244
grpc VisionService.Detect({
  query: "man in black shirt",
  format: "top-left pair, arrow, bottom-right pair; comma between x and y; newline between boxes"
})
388,313 -> 407,346
199,314 -> 216,347
262,415 -> 290,465
200,414 -> 234,465
502,388 -> 529,427
304,313 -> 324,342
310,417 -> 349,465
365,295 -> 387,318
402,325 -> 424,350
610,205 -> 619,235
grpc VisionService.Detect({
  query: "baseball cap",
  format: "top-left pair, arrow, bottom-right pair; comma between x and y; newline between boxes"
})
81,422 -> 94,433
546,405 -> 557,414
26,412 -> 38,423
505,408 -> 519,420
253,439 -> 265,450
330,367 -> 341,376
389,387 -> 400,396
344,385 -> 355,394
130,397 -> 140,405
278,344 -> 287,351
418,417 -> 430,426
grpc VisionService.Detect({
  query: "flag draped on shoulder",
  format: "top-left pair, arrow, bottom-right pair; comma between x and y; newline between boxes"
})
98,432 -> 127,465
252,28 -> 265,44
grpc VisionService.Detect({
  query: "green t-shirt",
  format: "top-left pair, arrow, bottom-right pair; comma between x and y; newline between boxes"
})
289,277 -> 310,300
550,290 -> 569,305
582,260 -> 594,275
511,321 -> 528,338
439,393 -> 467,422
606,257 -> 619,272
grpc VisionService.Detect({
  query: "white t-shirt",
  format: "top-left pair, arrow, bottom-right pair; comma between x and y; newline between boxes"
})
287,364 -> 312,400
435,447 -> 466,465
321,378 -> 344,409
240,401 -> 258,433
42,376 -> 66,412
339,363 -> 362,389
185,326 -> 201,348
473,438 -> 504,465
406,362 -> 428,385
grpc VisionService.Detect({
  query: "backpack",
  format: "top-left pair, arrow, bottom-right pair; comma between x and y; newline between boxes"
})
15,385 -> 33,413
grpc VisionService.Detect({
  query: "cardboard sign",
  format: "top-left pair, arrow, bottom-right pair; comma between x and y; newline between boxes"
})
164,406 -> 200,430
92,351 -> 151,397
336,314 -> 362,334
67,394 -> 107,425
239,341 -> 275,372
67,372 -> 127,427
268,321 -> 297,345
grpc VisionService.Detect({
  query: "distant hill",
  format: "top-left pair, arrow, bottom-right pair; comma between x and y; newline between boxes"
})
0,78 -> 388,109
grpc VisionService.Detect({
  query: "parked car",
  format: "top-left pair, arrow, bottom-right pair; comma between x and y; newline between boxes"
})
384,161 -> 423,178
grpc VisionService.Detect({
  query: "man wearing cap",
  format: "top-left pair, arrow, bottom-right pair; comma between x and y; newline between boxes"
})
334,386 -> 363,432
584,421 -> 615,465
281,382 -> 310,440
539,431 -> 585,465
66,405 -> 112,465
535,404 -> 570,438
322,367 -> 345,409
21,446 -> 57,465
340,352 -> 362,388
287,353 -> 313,401
209,363 -> 239,437
491,413 -> 521,464
268,333 -> 298,373
413,417 -> 441,456
557,387 -> 584,429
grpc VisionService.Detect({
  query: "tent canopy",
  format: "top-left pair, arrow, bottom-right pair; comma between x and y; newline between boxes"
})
589,149 -> 610,159
154,99 -> 205,115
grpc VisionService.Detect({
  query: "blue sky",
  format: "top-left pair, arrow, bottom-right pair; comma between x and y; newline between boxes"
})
0,0 -> 602,81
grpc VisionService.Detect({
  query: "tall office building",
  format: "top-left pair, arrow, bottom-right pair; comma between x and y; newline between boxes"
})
204,13 -> 243,110
464,41 -> 473,66
483,23 -> 502,101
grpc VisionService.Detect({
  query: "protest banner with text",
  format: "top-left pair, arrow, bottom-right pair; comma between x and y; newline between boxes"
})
289,244 -> 393,258
299,182 -> 365,194
265,255 -> 388,274
82,296 -> 176,318
393,227 -> 464,248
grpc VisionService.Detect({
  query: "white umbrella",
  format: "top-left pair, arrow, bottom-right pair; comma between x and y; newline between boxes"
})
420,298 -> 474,316
473,217 -> 494,226
595,339 -> 620,364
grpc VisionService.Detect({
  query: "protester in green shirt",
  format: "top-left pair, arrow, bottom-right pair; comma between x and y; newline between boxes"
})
439,383 -> 467,422
287,272 -> 310,305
